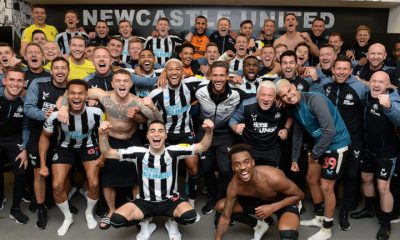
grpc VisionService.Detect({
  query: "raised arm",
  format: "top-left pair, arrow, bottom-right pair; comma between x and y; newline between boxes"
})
194,119 -> 214,153
98,121 -> 120,159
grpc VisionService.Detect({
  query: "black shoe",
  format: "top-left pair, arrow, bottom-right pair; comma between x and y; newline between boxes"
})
29,199 -> 37,213
390,214 -> 400,224
9,207 -> 29,224
69,201 -> 78,215
95,200 -> 108,218
201,198 -> 217,215
376,224 -> 391,240
265,216 -> 274,225
339,211 -> 351,231
350,208 -> 374,219
35,209 -> 47,230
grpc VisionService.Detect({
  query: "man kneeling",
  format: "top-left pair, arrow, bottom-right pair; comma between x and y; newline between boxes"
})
215,144 -> 304,240
99,119 -> 214,240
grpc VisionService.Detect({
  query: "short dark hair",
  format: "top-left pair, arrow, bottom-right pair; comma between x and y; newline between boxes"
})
312,17 -> 325,25
294,42 -> 309,52
334,55 -> 352,67
195,15 -> 207,22
32,29 -> 46,39
148,119 -> 165,129
0,42 -> 14,54
51,57 -> 69,69
4,66 -> 25,78
31,4 -> 46,11
157,17 -> 170,25
244,55 -> 259,65
96,20 -> 108,26
218,17 -> 230,25
108,36 -> 124,45
118,19 -> 131,26
240,20 -> 253,28
319,43 -> 336,51
280,50 -> 297,64
67,79 -> 88,91
179,42 -> 195,54
329,32 -> 343,41
210,61 -> 229,74
139,49 -> 155,57
284,13 -> 297,21
228,144 -> 253,160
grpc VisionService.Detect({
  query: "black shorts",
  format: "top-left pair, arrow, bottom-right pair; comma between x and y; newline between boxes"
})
361,150 -> 398,181
27,131 -> 57,168
167,133 -> 196,145
317,146 -> 348,180
0,136 -> 26,175
132,196 -> 187,218
52,146 -> 100,165
236,196 -> 299,219
101,134 -> 141,187
252,147 -> 281,167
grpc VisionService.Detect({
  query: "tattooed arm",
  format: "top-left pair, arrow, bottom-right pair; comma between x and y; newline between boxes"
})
98,121 -> 120,159
139,96 -> 163,121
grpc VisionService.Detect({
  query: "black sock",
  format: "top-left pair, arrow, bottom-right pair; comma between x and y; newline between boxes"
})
381,211 -> 392,227
314,202 -> 324,216
37,202 -> 46,211
188,174 -> 199,199
365,196 -> 374,211
323,219 -> 333,228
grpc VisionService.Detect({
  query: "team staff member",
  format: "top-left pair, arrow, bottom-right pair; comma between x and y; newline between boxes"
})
39,80 -> 103,236
0,67 -> 29,224
98,119 -> 214,240
276,79 -> 350,240
20,4 -> 58,56
68,35 -> 95,80
215,144 -> 304,240
24,57 -> 70,230
353,71 -> 400,240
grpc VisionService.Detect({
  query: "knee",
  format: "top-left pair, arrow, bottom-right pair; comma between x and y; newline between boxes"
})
279,230 -> 299,240
320,181 -> 333,193
306,175 -> 318,185
110,212 -> 139,228
52,181 -> 64,194
87,180 -> 99,192
215,199 -> 225,212
174,209 -> 197,225
377,182 -> 390,195
361,173 -> 373,184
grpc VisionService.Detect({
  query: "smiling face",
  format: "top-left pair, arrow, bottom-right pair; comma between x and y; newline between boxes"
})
147,122 -> 167,152
43,41 -> 60,61
32,32 -> 47,46
195,17 -> 207,35
367,43 -> 387,70
32,7 -> 46,26
240,23 -> 253,39
295,45 -> 309,66
51,60 -> 69,86
333,60 -> 352,84
139,50 -> 155,75
263,20 -> 275,37
243,57 -> 259,81
95,22 -> 109,38
2,71 -> 25,98
111,73 -> 132,98
25,44 -> 44,71
257,86 -> 275,110
235,35 -> 248,58
210,66 -> 228,94
280,55 -> 297,79
319,47 -> 336,71
0,46 -> 15,68
67,83 -> 87,113
65,12 -> 79,30
370,71 -> 390,98
284,14 -> 298,33
107,39 -> 123,59
231,151 -> 255,182
217,19 -> 230,37
205,45 -> 220,65
328,35 -> 343,53
166,61 -> 183,88
356,29 -> 370,47
119,21 -> 132,38
179,47 -> 194,67
275,46 -> 288,63
70,38 -> 86,61
278,83 -> 300,105
311,20 -> 325,37
93,48 -> 111,75
261,47 -> 275,68
128,41 -> 144,61
156,19 -> 170,38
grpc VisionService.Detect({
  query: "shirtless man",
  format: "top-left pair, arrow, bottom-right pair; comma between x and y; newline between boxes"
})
58,69 -> 162,229
215,144 -> 304,240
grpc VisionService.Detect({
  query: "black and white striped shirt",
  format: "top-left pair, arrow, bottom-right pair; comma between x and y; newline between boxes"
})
55,31 -> 89,54
148,77 -> 203,134
44,107 -> 103,149
121,36 -> 146,63
118,144 -> 195,202
144,35 -> 182,65
229,57 -> 245,74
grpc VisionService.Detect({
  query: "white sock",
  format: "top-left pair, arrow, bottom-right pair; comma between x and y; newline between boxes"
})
56,200 -> 73,236
85,197 -> 98,229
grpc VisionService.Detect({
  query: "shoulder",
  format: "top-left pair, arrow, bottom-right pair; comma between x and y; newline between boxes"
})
87,107 -> 104,116
242,97 -> 257,107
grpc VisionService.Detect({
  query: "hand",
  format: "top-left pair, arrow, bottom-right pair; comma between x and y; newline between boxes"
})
202,119 -> 214,132
230,31 -> 238,39
254,204 -> 274,219
300,32 -> 311,43
45,107 -> 54,119
378,94 -> 391,109
88,32 -> 96,39
9,57 -> 22,67
142,96 -> 153,107
39,166 -> 49,177
278,128 -> 288,140
57,106 -> 70,125
248,39 -> 256,49
200,65 -> 209,76
291,162 -> 300,172
127,106 -> 140,119
134,65 -> 142,76
15,150 -> 28,169
157,70 -> 168,88
87,99 -> 98,107
231,75 -> 243,85
233,123 -> 245,135
95,155 -> 105,167
225,50 -> 235,59
151,30 -> 159,38
304,67 -> 318,81
98,121 -> 112,135
346,50 -> 355,61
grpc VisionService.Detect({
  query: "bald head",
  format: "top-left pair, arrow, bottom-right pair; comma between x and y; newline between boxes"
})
370,70 -> 390,98
367,43 -> 387,70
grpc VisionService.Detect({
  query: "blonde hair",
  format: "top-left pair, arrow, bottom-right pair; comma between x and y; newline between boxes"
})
274,79 -> 292,95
